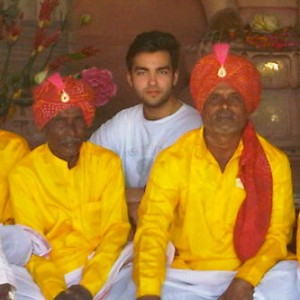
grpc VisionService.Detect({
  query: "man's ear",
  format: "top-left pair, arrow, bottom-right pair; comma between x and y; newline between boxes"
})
173,70 -> 179,86
126,72 -> 133,87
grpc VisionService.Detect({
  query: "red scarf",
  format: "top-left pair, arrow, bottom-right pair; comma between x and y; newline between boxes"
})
234,122 -> 273,262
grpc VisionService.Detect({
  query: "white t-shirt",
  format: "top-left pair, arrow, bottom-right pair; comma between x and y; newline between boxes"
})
90,103 -> 202,187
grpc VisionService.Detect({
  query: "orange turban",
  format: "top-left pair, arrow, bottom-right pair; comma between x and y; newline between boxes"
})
190,48 -> 262,113
32,73 -> 95,129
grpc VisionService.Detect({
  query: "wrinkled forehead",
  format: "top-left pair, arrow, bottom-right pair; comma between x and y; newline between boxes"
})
209,82 -> 238,94
52,106 -> 83,119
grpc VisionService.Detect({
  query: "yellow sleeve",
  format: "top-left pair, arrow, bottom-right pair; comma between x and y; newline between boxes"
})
80,157 -> 130,295
133,152 -> 178,297
12,136 -> 30,161
236,154 -> 295,286
9,168 -> 66,299
0,136 -> 29,224
26,256 -> 66,299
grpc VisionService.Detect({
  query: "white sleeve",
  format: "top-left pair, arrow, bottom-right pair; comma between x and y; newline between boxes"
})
0,232 -> 16,288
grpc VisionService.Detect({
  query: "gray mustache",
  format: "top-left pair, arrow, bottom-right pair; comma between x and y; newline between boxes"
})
215,110 -> 235,118
60,138 -> 82,145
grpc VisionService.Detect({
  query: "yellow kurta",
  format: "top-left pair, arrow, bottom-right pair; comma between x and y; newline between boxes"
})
9,141 -> 130,299
134,127 -> 295,297
0,129 -> 29,224
297,213 -> 300,261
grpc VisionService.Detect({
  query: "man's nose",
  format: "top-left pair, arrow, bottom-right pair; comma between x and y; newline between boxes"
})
220,98 -> 230,109
148,73 -> 157,85
65,121 -> 77,135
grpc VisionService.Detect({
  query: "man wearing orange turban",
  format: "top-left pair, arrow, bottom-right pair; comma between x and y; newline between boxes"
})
104,44 -> 299,300
9,73 -> 130,299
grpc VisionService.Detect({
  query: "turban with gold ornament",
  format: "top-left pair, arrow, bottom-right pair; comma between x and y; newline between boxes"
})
32,73 -> 95,129
190,44 -> 273,262
190,44 -> 262,113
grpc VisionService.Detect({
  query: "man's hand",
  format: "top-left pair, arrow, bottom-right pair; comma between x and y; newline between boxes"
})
126,187 -> 145,204
54,284 -> 92,300
126,187 -> 145,240
218,278 -> 254,300
137,296 -> 161,300
0,283 -> 13,300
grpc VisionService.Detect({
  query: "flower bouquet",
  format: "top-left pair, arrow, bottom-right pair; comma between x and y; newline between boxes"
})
244,14 -> 299,50
80,67 -> 117,107
0,0 -> 99,117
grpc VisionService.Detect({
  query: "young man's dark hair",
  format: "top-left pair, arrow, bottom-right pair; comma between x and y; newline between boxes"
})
126,30 -> 180,71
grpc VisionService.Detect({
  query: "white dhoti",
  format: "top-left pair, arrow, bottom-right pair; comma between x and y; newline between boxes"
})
11,265 -> 45,300
297,266 -> 300,295
9,242 -> 134,300
6,239 -> 300,300
0,225 -> 33,266
0,225 -> 51,300
106,260 -> 300,300
2,227 -> 133,300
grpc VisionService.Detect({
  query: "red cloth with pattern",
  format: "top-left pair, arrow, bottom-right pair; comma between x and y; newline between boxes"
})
236,121 -> 273,262
190,52 -> 273,262
32,75 -> 95,129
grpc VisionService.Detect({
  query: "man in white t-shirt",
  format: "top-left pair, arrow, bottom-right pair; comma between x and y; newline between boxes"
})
90,31 -> 202,231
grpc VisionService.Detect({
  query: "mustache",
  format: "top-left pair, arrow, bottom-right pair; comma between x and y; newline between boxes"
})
60,137 -> 82,145
215,109 -> 235,118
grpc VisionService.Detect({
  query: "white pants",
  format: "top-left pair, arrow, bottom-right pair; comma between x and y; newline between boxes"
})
0,225 -> 33,266
297,267 -> 300,295
9,241 -> 300,300
11,265 -> 44,300
10,243 -> 133,300
106,260 -> 300,300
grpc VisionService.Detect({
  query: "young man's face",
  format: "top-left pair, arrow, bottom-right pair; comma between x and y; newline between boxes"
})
202,82 -> 249,136
43,107 -> 87,165
127,51 -> 178,108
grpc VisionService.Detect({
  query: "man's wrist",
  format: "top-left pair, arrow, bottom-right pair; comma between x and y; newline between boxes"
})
8,291 -> 15,300
0,284 -> 14,300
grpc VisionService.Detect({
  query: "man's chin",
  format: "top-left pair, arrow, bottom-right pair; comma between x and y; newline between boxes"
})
60,145 -> 82,160
143,99 -> 168,109
213,123 -> 242,135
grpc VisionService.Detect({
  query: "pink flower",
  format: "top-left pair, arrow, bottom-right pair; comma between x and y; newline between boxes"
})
81,67 -> 117,107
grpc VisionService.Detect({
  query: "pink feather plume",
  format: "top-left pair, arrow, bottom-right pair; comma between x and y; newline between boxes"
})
46,72 -> 65,91
213,43 -> 230,65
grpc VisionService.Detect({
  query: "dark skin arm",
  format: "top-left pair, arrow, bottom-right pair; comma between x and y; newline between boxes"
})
218,278 -> 254,300
54,285 -> 92,300
0,283 -> 13,300
126,187 -> 144,240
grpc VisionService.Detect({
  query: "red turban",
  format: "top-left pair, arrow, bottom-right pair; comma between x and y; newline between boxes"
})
190,50 -> 262,113
32,73 -> 95,129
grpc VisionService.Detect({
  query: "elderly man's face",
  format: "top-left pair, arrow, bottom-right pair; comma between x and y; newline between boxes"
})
202,82 -> 249,136
43,107 -> 87,167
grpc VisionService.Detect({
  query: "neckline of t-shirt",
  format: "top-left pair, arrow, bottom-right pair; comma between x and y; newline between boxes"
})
142,101 -> 186,124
